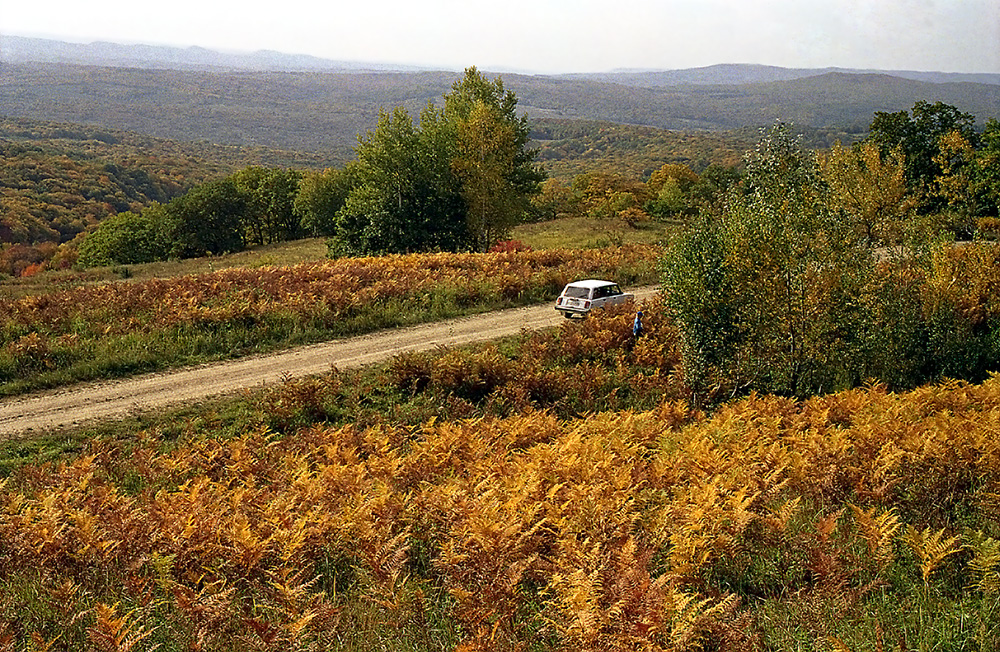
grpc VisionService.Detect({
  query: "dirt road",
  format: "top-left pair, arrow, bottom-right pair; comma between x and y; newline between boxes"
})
0,287 -> 659,436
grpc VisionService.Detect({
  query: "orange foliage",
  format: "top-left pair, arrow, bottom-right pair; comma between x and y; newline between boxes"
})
3,374 -> 1000,647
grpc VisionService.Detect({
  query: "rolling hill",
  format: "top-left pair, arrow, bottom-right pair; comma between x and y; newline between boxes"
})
1,37 -> 998,163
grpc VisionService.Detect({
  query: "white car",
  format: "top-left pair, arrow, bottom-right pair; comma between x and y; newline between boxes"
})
555,279 -> 634,318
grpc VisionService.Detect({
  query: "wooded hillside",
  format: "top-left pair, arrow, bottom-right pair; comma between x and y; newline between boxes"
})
3,61 -> 998,159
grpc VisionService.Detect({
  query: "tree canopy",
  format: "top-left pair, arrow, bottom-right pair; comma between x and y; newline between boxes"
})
329,67 -> 545,256
867,101 -> 977,211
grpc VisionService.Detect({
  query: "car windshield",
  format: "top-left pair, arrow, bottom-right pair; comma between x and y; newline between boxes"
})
563,286 -> 592,299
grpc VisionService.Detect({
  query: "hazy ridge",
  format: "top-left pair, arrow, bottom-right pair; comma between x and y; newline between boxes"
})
1,36 -> 998,161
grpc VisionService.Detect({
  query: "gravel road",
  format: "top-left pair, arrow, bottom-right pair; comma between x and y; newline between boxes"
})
0,286 -> 659,436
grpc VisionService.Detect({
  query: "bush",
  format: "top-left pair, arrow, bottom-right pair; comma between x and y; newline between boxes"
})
77,209 -> 171,267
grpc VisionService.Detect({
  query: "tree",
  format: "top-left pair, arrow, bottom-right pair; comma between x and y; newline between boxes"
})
166,177 -> 245,257
818,141 -> 909,246
647,163 -> 699,195
972,119 -> 1000,219
443,67 -> 545,251
646,163 -> 699,218
333,107 -> 466,255
233,166 -> 303,245
571,173 -> 649,218
293,163 -> 362,236
452,100 -> 523,251
530,179 -> 575,221
868,101 -> 977,210
77,207 -> 171,267
662,123 -> 890,399
330,67 -> 544,256
687,164 -> 743,208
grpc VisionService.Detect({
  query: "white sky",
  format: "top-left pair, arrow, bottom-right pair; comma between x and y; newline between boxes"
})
4,0 -> 999,74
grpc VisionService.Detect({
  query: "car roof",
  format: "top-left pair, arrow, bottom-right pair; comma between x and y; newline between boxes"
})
565,279 -> 617,289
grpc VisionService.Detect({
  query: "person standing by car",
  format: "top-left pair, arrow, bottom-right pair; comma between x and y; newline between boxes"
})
633,310 -> 644,338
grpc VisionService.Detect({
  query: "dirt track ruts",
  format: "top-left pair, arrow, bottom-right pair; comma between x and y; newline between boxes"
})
0,286 -> 659,436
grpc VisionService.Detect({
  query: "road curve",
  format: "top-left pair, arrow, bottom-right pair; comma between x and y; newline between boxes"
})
0,287 -> 659,436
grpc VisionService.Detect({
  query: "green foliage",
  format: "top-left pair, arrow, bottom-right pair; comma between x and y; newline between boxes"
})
446,67 -> 546,251
659,216 -> 737,400
663,121 -> 1000,404
232,166 -> 304,245
533,119 -> 750,182
333,68 -> 545,256
972,119 -> 1000,219
293,163 -> 362,236
75,164 -> 308,267
332,107 -> 468,256
663,123 -> 922,400
166,177 -> 246,257
867,101 -> 978,213
76,208 -> 171,267
0,117 -> 327,275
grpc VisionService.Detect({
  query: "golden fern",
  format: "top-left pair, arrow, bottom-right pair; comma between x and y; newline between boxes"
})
902,524 -> 961,584
769,496 -> 802,533
823,636 -> 854,652
665,587 -> 738,649
964,530 -> 1000,594
86,603 -> 157,652
849,504 -> 900,567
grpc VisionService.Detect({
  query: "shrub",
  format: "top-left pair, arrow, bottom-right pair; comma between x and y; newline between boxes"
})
77,209 -> 171,267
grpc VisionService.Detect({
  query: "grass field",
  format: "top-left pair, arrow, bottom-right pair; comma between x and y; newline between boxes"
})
514,215 -> 676,250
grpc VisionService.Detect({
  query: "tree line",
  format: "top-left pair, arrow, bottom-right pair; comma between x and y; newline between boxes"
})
0,118 -> 325,276
61,97 -> 1000,269
76,68 -> 545,266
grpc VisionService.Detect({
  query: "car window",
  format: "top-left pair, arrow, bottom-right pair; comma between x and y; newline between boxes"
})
608,285 -> 621,295
564,286 -> 591,299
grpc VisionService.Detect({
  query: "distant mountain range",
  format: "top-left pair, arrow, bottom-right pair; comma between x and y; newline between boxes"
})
562,64 -> 1000,87
4,35 -> 999,85
0,35 -> 423,73
1,36 -> 998,162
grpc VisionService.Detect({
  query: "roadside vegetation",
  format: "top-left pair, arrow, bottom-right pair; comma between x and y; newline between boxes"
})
2,288 -> 1000,650
0,245 -> 659,397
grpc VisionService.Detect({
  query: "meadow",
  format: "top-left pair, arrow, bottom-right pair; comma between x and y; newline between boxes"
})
1,304 -> 999,650
0,244 -> 660,397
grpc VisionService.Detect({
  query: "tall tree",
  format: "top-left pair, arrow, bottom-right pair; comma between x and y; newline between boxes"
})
233,166 -> 303,245
166,177 -> 245,257
330,67 -> 544,256
443,67 -> 545,251
452,100 -> 521,251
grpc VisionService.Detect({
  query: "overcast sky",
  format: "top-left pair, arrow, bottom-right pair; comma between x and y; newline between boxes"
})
4,0 -> 999,74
